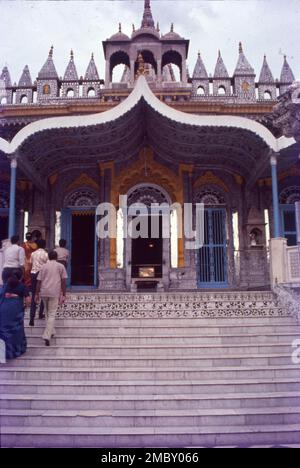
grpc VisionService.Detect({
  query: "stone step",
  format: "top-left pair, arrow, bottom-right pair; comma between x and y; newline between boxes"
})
25,343 -> 297,358
25,334 -> 300,346
1,378 -> 300,397
33,317 -> 296,326
2,407 -> 300,428
1,392 -> 300,411
5,354 -> 295,369
2,424 -> 300,448
24,323 -> 300,335
1,365 -> 300,381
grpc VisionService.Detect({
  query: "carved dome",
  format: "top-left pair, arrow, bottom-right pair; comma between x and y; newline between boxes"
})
162,24 -> 182,40
109,31 -> 130,41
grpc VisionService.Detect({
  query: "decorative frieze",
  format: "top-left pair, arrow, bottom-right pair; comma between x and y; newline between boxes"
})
56,291 -> 288,319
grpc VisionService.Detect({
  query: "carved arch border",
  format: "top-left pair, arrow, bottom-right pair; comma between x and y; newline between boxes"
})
110,147 -> 185,268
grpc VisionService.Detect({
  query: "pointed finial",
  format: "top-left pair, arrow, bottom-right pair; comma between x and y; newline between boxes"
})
198,50 -> 201,57
141,0 -> 155,29
157,22 -> 160,32
119,23 -> 122,33
239,42 -> 243,54
218,50 -> 221,58
132,23 -> 135,32
171,23 -> 174,32
70,49 -> 74,60
91,52 -> 94,60
49,45 -> 54,57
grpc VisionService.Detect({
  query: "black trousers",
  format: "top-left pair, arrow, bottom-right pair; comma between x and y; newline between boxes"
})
29,272 -> 44,321
2,267 -> 23,284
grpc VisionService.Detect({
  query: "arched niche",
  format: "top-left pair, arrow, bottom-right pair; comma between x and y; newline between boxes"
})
162,50 -> 183,80
109,51 -> 130,82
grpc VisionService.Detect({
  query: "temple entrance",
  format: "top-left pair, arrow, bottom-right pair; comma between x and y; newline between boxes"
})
198,207 -> 228,288
125,184 -> 171,291
131,215 -> 163,281
61,208 -> 97,287
71,213 -> 95,286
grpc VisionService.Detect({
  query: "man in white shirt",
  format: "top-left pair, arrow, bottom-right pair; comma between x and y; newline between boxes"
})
2,235 -> 25,284
29,239 -> 49,326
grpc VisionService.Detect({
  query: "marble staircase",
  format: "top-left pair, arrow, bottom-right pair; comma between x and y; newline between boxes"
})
1,291 -> 300,447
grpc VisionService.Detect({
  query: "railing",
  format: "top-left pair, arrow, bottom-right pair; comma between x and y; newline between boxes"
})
286,246 -> 300,284
273,282 -> 300,323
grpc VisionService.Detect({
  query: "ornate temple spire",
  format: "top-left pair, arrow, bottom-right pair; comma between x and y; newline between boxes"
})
38,46 -> 58,79
214,50 -> 229,78
192,52 -> 208,79
234,42 -> 255,76
280,55 -> 295,83
1,66 -> 12,87
84,53 -> 100,81
141,0 -> 155,29
259,55 -> 274,83
18,65 -> 32,87
64,49 -> 78,81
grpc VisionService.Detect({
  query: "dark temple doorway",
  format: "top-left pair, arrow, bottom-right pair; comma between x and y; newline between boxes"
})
0,215 -> 8,243
71,213 -> 95,286
131,215 -> 163,279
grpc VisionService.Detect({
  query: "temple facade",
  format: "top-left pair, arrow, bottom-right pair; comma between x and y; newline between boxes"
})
0,0 -> 300,292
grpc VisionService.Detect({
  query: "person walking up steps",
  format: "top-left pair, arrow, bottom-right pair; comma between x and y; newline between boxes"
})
2,236 -> 25,285
35,250 -> 67,346
29,239 -> 48,326
54,239 -> 69,269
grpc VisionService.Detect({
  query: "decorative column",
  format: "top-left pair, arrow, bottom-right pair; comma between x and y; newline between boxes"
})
98,162 -> 125,291
8,156 -> 17,237
157,59 -> 162,84
269,151 -> 287,286
105,60 -> 110,88
130,60 -> 135,86
169,164 -> 197,290
296,201 -> 300,245
181,58 -> 187,84
270,152 -> 281,238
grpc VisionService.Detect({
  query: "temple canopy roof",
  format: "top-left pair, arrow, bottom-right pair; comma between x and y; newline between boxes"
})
234,42 -> 255,76
259,56 -> 274,83
214,51 -> 229,79
192,53 -> 208,79
63,50 -> 78,81
0,66 -> 12,87
18,66 -> 33,87
0,76 -> 297,191
84,53 -> 100,81
280,56 -> 295,83
38,46 -> 58,79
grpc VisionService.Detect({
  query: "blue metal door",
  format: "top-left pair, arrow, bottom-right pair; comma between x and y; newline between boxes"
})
281,205 -> 297,246
198,208 -> 228,288
60,208 -> 72,286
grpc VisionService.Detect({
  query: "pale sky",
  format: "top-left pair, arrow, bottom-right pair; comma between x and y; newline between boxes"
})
0,0 -> 299,84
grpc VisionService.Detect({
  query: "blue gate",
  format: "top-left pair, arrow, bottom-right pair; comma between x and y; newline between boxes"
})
280,204 -> 297,246
197,208 -> 228,288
